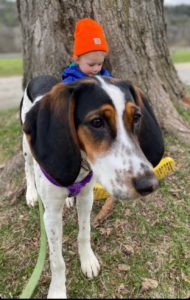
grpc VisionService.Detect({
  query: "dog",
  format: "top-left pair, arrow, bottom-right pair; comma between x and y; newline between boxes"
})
20,75 -> 164,298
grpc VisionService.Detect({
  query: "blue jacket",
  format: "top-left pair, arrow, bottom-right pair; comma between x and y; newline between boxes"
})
61,63 -> 112,83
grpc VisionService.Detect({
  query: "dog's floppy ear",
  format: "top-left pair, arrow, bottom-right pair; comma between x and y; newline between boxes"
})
130,85 -> 164,167
23,83 -> 81,186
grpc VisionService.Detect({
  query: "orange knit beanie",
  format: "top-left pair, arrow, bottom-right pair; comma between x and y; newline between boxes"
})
73,18 -> 109,57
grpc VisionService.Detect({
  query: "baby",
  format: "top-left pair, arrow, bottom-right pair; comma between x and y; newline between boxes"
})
61,18 -> 112,82
62,18 -> 113,207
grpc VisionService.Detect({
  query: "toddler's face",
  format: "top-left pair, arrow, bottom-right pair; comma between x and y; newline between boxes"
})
75,51 -> 107,76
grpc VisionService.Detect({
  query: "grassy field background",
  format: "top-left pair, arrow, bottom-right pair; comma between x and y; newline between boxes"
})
170,48 -> 190,63
0,48 -> 189,77
0,56 -> 23,76
0,50 -> 190,298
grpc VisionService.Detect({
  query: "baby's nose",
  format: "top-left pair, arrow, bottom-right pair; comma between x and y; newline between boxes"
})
93,66 -> 100,72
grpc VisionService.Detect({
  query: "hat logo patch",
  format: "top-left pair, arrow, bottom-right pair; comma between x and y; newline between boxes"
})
93,38 -> 101,45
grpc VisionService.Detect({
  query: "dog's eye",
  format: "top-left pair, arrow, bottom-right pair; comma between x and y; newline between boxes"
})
133,111 -> 141,124
90,117 -> 104,128
133,111 -> 141,133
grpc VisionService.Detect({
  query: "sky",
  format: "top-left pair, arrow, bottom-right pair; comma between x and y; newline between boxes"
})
164,0 -> 190,5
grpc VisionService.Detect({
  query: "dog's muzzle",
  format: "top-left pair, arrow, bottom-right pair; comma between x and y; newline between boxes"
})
132,172 -> 159,196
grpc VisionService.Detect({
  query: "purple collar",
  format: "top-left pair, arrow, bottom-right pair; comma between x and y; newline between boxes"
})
40,166 -> 93,197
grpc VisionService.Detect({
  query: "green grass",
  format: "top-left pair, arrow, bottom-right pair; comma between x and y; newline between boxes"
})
0,201 -> 40,298
170,48 -> 190,63
0,108 -> 190,298
174,103 -> 190,128
0,108 -> 22,164
0,57 -> 23,77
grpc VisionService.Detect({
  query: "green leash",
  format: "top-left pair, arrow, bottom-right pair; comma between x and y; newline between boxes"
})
20,198 -> 47,299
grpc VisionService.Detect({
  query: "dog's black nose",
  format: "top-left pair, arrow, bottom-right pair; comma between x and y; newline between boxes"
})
132,173 -> 159,196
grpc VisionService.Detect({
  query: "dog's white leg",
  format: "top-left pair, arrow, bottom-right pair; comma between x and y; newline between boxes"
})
65,196 -> 75,208
41,187 -> 67,299
22,134 -> 38,206
76,187 -> 100,279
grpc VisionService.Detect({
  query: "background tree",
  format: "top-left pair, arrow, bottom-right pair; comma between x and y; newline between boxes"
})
17,0 -> 190,144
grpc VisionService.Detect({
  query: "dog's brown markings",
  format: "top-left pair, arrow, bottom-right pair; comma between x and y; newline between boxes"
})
77,104 -> 117,162
133,85 -> 144,107
48,84 -> 80,146
79,77 -> 98,84
101,104 -> 116,135
124,102 -> 136,131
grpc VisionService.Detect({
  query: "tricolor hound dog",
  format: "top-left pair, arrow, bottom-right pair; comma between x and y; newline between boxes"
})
20,75 -> 164,298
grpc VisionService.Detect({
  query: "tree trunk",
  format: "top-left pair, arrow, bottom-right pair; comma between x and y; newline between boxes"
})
17,0 -> 190,144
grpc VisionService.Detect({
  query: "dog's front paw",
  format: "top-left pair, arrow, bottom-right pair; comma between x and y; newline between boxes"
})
26,186 -> 38,206
47,283 -> 67,299
80,248 -> 100,279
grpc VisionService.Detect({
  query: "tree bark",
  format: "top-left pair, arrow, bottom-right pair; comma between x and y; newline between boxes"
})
16,0 -> 190,143
0,152 -> 25,203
